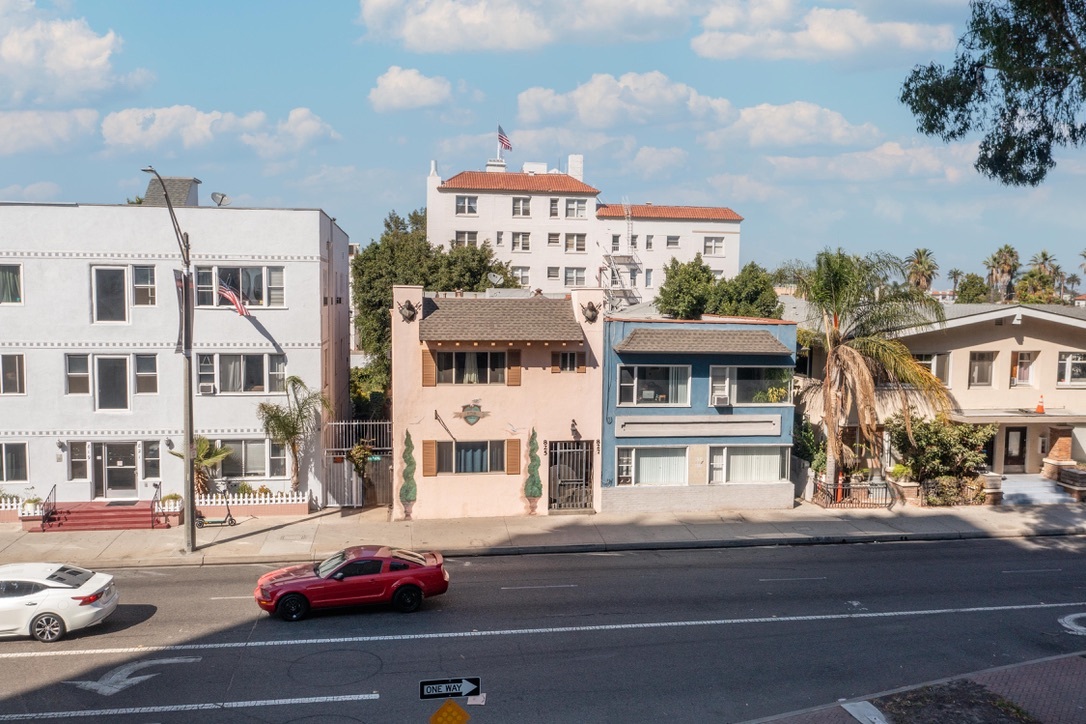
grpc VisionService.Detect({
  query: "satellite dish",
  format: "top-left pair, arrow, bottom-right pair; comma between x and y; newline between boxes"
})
210,192 -> 231,207
486,272 -> 502,284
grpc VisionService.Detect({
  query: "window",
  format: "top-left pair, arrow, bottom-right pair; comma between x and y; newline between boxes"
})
645,269 -> 653,287
0,265 -> 21,304
512,232 -> 530,251
0,443 -> 27,482
914,353 -> 949,385
135,355 -> 157,394
547,267 -> 560,280
566,199 -> 586,218
455,195 -> 477,215
666,235 -> 679,248
709,446 -> 787,483
612,234 -> 621,252
68,442 -> 90,480
969,352 -> 995,387
645,235 -> 653,250
452,231 -> 478,248
548,233 -> 560,247
66,355 -> 89,394
704,236 -> 725,255
512,267 -> 530,286
512,197 -> 530,217
142,440 -> 161,479
1,355 -> 24,394
96,357 -> 129,410
616,447 -> 686,486
436,351 -> 506,385
495,231 -> 503,246
270,442 -> 287,477
133,266 -> 156,306
195,266 -> 285,308
269,355 -> 287,392
1012,351 -> 1035,386
549,198 -> 559,218
564,233 -> 586,252
1057,351 -> 1086,385
552,352 -> 584,373
629,269 -> 639,287
93,267 -> 127,322
341,560 -> 383,577
436,440 -> 506,473
630,235 -> 638,249
610,269 -> 620,286
564,267 -> 585,287
217,354 -> 286,392
221,439 -> 267,477
710,366 -> 792,404
618,365 -> 690,405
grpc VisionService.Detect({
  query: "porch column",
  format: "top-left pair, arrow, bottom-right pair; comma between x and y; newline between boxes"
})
1041,425 -> 1074,481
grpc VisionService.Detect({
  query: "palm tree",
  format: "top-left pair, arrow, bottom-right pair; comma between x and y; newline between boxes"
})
168,435 -> 232,496
1079,249 -> 1086,277
947,268 -> 963,296
256,376 -> 333,492
1067,272 -> 1081,297
905,248 -> 939,291
791,249 -> 952,491
1051,262 -> 1066,300
993,244 -> 1020,302
982,254 -> 999,300
1030,249 -> 1056,276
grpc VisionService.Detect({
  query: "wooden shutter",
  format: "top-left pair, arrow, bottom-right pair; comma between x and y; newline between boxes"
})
505,438 -> 521,475
422,440 -> 436,477
576,352 -> 586,374
422,349 -> 437,387
551,352 -> 560,373
507,349 -> 521,386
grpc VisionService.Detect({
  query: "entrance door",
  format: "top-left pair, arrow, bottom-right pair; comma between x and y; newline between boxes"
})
93,443 -> 138,499
1004,427 -> 1027,471
548,441 -> 593,511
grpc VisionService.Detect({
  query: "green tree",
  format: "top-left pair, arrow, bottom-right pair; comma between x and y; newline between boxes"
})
1067,272 -> 1081,295
400,431 -> 417,503
955,272 -> 991,303
1029,249 -> 1057,276
1014,266 -> 1061,303
706,262 -> 783,318
789,249 -> 952,488
886,414 -> 998,483
947,268 -> 963,294
900,0 -> 1086,186
992,244 -> 1020,301
168,435 -> 232,496
654,254 -> 715,319
430,242 -> 518,292
255,376 -> 332,491
524,428 -> 542,500
905,248 -> 939,291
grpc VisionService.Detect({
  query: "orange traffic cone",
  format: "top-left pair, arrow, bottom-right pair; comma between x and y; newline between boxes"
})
1036,395 -> 1045,414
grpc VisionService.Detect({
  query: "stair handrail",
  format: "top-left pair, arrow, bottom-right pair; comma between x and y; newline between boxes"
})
150,483 -> 166,529
41,484 -> 57,531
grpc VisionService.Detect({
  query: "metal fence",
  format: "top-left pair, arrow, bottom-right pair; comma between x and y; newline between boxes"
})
322,420 -> 391,451
812,479 -> 894,509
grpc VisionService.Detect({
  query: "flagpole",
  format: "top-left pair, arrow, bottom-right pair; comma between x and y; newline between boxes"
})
496,123 -> 501,160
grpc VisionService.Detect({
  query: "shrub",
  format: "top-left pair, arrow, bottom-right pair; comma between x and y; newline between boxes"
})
924,475 -> 986,506
257,485 -> 272,496
886,413 -> 997,482
236,482 -> 255,496
161,493 -> 183,504
889,463 -> 911,482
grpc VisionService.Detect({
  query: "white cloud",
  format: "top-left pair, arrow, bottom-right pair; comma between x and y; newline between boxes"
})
766,141 -> 971,182
0,3 -> 151,106
0,109 -> 98,154
706,172 -> 779,203
369,66 -> 452,112
0,180 -> 62,201
101,106 -> 266,151
241,108 -> 342,159
692,4 -> 955,60
519,71 -> 732,129
628,146 -> 688,178
703,101 -> 880,148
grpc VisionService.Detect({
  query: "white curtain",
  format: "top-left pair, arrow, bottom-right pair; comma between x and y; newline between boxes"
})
668,368 -> 688,403
727,447 -> 782,482
220,356 -> 242,392
464,353 -> 479,384
635,448 -> 686,486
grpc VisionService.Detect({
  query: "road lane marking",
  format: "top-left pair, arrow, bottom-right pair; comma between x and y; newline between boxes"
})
759,577 -> 827,582
2,600 -> 1083,660
209,596 -> 253,600
500,584 -> 578,590
1001,569 -> 1062,574
0,693 -> 380,721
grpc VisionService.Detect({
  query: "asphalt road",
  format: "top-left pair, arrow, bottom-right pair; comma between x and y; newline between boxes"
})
1,537 -> 1085,723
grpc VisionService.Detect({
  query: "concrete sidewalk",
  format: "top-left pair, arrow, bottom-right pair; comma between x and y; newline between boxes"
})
1,499 -> 1084,569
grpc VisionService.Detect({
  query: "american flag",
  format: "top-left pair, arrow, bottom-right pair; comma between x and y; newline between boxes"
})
497,125 -> 512,151
217,279 -> 250,316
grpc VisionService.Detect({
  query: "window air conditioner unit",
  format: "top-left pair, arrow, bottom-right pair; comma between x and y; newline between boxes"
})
198,383 -> 216,395
712,393 -> 731,407
1010,377 -> 1017,387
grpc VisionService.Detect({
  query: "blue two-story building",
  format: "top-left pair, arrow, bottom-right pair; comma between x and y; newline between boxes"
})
600,305 -> 798,512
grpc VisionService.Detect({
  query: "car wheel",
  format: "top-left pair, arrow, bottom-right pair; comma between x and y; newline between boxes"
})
277,593 -> 309,622
31,613 -> 66,643
393,585 -> 423,613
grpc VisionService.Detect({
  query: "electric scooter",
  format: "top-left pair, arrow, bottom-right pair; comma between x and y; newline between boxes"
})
195,480 -> 237,528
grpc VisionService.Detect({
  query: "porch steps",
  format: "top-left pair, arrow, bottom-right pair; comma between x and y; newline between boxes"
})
37,501 -> 167,532
1001,478 -> 1076,505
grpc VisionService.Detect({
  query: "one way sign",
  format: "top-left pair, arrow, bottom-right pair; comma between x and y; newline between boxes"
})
419,677 -> 481,700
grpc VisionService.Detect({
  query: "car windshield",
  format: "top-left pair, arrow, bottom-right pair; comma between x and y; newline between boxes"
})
391,549 -> 427,566
315,551 -> 348,577
46,566 -> 94,588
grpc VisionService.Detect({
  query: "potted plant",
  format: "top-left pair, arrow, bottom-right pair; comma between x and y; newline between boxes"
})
400,431 -> 417,520
524,428 -> 542,514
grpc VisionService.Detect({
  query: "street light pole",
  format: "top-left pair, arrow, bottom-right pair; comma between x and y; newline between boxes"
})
142,166 -> 197,554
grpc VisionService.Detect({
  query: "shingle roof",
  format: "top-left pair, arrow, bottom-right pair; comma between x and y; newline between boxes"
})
613,329 -> 791,355
439,171 -> 599,195
419,297 -> 585,342
597,203 -> 742,222
143,177 -> 200,208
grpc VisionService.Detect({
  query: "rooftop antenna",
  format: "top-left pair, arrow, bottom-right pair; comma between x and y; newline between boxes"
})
210,192 -> 231,207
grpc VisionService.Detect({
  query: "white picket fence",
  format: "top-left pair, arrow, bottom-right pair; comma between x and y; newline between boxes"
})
158,491 -> 310,512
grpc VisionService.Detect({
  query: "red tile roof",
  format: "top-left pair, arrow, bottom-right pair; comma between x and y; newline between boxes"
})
597,203 -> 742,222
439,171 -> 599,195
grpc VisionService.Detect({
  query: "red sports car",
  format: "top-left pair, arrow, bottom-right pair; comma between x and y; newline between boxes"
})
254,545 -> 449,621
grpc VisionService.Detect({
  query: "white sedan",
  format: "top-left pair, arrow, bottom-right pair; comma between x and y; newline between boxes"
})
0,563 -> 119,643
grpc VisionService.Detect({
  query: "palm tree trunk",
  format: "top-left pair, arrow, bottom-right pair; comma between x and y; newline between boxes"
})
290,442 -> 301,492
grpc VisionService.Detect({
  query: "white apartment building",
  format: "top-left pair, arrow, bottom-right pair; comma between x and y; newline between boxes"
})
426,155 -> 742,307
0,178 -> 350,505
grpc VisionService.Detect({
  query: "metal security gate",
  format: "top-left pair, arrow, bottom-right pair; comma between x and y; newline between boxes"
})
548,441 -> 593,510
323,453 -> 362,507
364,452 -> 393,507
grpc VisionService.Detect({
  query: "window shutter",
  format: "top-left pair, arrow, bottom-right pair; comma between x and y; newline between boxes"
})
505,438 -> 521,475
422,440 -> 436,477
507,349 -> 521,386
422,349 -> 436,387
576,352 -> 586,374
551,352 -> 560,374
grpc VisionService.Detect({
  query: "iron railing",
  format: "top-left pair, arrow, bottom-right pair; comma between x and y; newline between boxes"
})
150,483 -> 167,529
812,479 -> 894,509
323,420 -> 391,451
41,484 -> 57,531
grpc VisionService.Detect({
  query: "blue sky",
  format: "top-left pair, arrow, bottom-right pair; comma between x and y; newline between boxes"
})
4,0 -> 1086,287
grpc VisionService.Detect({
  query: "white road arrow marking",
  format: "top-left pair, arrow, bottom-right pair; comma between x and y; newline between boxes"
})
64,656 -> 202,696
1058,612 -> 1086,635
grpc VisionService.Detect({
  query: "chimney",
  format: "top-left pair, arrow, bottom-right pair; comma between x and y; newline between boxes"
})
485,158 -> 507,173
567,154 -> 584,181
429,160 -> 438,176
